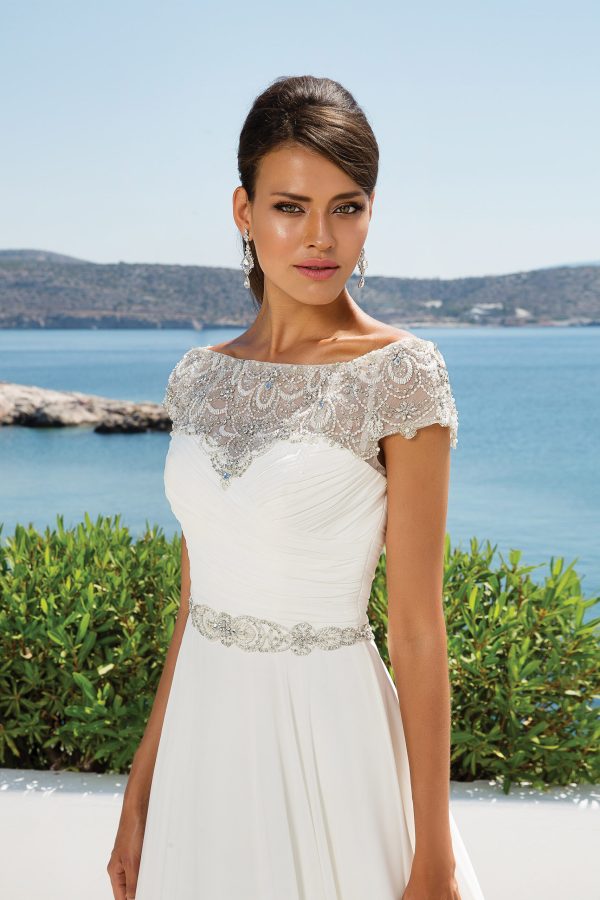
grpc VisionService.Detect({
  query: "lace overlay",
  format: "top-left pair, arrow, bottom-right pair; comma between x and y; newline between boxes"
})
163,335 -> 459,488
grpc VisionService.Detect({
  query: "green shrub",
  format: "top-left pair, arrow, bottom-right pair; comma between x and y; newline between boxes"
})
0,515 -> 598,794
0,513 -> 180,772
371,536 -> 600,793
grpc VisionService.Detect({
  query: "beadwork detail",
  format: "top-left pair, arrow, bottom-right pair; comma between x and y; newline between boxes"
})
189,600 -> 374,655
163,335 -> 459,488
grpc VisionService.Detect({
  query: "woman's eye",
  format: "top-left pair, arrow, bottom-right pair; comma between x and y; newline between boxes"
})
274,202 -> 364,214
336,203 -> 364,214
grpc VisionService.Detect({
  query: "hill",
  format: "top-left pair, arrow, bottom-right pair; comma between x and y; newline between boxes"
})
0,250 -> 598,328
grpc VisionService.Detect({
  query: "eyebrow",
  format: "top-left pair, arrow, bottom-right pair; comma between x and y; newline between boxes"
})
270,190 -> 364,202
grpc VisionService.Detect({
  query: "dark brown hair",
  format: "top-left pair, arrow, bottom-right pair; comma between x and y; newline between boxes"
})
237,75 -> 379,307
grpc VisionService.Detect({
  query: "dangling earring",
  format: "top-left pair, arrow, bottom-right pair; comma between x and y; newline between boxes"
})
241,227 -> 254,289
357,247 -> 368,288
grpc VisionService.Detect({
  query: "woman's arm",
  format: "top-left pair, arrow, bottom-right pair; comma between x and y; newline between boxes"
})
108,533 -> 191,898
381,422 -> 459,893
120,532 -> 191,814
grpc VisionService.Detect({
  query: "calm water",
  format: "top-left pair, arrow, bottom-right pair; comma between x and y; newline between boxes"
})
1,326 -> 599,598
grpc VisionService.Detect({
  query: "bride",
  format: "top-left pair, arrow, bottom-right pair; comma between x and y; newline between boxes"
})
107,74 -> 485,900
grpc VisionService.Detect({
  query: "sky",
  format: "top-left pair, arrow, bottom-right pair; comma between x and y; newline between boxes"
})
1,0 -> 598,279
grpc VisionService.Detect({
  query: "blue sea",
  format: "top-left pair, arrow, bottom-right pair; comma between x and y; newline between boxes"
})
1,326 -> 599,600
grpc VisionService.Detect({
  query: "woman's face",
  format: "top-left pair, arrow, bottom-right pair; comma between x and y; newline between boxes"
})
233,143 -> 374,305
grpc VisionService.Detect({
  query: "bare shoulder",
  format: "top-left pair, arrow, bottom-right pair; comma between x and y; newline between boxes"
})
372,327 -> 417,347
358,326 -> 418,352
203,339 -> 244,358
322,327 -> 418,361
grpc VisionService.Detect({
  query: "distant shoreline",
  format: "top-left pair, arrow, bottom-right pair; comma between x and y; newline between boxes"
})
2,254 -> 599,329
1,321 -> 599,330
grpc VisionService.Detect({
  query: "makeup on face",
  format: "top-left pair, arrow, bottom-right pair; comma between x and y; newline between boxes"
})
293,257 -> 340,281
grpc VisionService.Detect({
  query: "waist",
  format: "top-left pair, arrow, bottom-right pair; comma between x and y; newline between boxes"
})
188,598 -> 374,656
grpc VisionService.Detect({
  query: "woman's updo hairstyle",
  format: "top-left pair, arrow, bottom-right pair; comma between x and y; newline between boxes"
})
237,74 -> 379,307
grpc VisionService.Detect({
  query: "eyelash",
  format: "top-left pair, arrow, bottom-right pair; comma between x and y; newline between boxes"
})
274,202 -> 365,215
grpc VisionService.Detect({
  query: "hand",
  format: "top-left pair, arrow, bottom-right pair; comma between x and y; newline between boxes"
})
107,804 -> 147,899
402,851 -> 461,900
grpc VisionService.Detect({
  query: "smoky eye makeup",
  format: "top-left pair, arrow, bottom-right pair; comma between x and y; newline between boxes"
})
273,201 -> 365,214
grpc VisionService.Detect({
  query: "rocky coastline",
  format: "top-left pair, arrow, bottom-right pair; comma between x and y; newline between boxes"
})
0,382 -> 170,433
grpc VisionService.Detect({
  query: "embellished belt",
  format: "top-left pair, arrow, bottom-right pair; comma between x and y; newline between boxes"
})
189,601 -> 374,656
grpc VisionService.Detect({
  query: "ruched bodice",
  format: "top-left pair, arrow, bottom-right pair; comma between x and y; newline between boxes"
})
165,433 -> 388,626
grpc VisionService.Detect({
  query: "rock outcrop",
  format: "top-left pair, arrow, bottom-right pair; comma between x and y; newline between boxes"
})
0,382 -> 171,433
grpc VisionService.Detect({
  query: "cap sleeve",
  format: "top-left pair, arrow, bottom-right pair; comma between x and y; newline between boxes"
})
368,338 -> 459,449
162,347 -> 198,428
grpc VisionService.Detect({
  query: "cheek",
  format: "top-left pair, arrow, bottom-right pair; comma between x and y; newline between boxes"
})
254,216 -> 297,265
266,214 -> 297,246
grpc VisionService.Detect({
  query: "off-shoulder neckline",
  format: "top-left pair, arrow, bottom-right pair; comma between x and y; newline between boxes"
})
196,333 -> 432,370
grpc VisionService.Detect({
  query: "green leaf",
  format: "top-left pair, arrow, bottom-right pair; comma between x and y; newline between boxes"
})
76,612 -> 90,644
72,671 -> 96,703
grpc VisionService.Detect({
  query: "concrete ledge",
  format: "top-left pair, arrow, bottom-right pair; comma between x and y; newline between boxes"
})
449,781 -> 600,898
0,768 -> 598,899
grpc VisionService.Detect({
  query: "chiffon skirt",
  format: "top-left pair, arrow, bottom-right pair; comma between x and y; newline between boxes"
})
134,612 -> 485,899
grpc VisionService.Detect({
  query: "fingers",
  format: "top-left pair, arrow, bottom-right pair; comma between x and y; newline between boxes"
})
107,851 -> 139,900
123,858 -> 139,899
106,857 -> 127,900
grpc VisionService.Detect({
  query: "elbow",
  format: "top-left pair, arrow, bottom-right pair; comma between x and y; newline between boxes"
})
387,616 -> 448,662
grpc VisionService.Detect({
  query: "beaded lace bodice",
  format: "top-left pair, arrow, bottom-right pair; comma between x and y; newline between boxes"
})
163,334 -> 458,488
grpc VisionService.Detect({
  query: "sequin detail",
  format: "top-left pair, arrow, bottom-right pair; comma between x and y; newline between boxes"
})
163,335 -> 458,488
189,601 -> 374,655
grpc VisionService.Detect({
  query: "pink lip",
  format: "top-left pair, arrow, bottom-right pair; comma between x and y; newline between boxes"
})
294,264 -> 339,281
296,258 -> 339,268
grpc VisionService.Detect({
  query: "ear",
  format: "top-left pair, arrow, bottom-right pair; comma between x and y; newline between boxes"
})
232,185 -> 252,236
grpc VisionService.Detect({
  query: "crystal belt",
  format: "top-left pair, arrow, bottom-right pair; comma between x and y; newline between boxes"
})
189,601 -> 374,656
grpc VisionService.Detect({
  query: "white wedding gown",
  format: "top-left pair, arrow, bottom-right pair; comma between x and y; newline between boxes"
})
134,335 -> 485,899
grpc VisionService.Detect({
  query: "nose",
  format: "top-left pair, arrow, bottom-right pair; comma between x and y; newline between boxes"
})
304,210 -> 335,250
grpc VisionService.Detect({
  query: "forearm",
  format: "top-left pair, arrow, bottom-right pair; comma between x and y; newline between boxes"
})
123,590 -> 190,815
388,613 -> 453,856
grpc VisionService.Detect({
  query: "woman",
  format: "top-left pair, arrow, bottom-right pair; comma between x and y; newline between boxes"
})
108,74 -> 486,900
